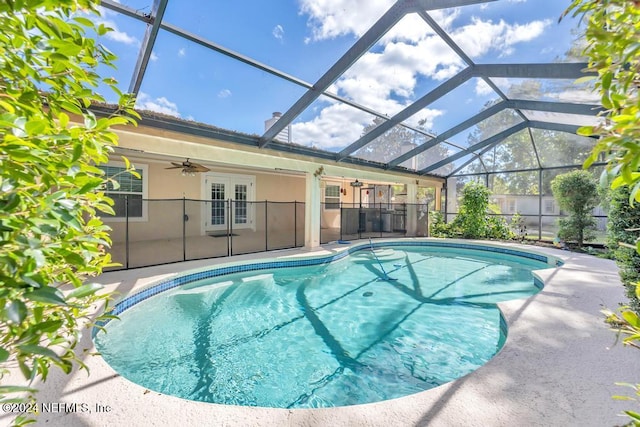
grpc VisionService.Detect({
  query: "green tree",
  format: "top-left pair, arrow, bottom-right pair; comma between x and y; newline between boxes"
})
550,170 -> 598,248
561,2 -> 640,422
564,1 -> 640,204
434,181 -> 513,239
0,1 -> 137,424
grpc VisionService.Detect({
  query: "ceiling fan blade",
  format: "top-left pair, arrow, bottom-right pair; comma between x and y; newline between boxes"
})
165,166 -> 182,169
193,165 -> 210,172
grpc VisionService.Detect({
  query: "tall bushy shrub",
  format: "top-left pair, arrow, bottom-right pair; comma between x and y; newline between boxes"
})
550,170 -> 598,248
452,181 -> 491,238
607,186 -> 640,315
429,182 -> 513,239
0,1 -> 137,424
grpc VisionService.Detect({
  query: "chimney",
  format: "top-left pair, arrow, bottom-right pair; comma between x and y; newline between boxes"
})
264,111 -> 291,143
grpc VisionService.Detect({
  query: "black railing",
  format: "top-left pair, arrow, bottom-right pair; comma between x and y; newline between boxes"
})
105,198 -> 433,270
319,202 -> 430,244
104,198 -> 305,270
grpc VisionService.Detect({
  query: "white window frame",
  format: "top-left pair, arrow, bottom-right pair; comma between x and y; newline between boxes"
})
324,183 -> 341,210
99,161 -> 148,223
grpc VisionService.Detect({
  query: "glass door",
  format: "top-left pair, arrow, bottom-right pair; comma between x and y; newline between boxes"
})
203,174 -> 255,233
205,179 -> 229,232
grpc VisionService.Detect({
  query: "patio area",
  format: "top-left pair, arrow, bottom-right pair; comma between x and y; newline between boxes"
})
3,240 -> 638,427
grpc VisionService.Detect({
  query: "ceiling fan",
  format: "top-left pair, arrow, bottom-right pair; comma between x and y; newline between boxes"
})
165,158 -> 210,175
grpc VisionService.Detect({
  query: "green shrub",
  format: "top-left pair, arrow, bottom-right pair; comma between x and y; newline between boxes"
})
431,182 -> 514,240
0,1 -> 138,424
551,170 -> 599,248
429,210 -> 449,237
487,216 -> 514,240
452,181 -> 491,238
607,186 -> 640,315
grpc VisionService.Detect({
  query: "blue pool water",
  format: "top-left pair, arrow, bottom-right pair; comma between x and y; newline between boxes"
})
94,244 -> 552,408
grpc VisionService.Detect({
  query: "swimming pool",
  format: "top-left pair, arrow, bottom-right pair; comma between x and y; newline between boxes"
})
94,241 -> 558,408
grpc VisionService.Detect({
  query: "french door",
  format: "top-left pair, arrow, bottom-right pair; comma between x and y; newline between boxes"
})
203,174 -> 255,232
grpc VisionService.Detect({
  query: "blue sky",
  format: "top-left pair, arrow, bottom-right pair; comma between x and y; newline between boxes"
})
92,0 -> 595,157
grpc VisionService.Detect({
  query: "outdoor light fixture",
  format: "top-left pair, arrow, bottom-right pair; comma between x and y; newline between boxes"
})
350,179 -> 363,187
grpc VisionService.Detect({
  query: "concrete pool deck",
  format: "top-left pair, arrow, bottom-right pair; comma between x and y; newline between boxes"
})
3,239 -> 639,427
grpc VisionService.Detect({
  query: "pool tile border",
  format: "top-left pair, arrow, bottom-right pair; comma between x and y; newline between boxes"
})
97,240 -> 560,330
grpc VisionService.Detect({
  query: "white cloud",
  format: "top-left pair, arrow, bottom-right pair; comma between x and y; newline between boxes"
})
272,24 -> 284,41
218,89 -> 232,98
291,102 -> 442,151
94,7 -> 139,45
135,92 -> 180,117
475,79 -> 494,96
178,48 -> 186,57
547,88 -> 600,104
150,51 -> 159,62
450,17 -> 551,59
299,0 -> 394,41
105,28 -> 138,45
291,103 -> 374,150
295,3 -> 551,149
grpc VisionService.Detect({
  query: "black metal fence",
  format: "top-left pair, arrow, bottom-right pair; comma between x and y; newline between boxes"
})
319,202 -> 430,244
105,198 -> 305,270
104,198 -> 433,270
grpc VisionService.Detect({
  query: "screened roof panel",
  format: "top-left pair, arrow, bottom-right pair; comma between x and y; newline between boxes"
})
415,143 -> 461,173
290,95 -> 381,152
442,109 -> 524,149
109,0 -> 150,11
431,152 -> 475,176
456,157 -> 487,175
138,30 -> 308,134
331,13 -> 464,119
479,129 -> 538,172
489,77 -> 598,103
351,124 -> 430,165
425,78 -> 501,134
161,0 -> 358,83
96,0 -> 602,178
427,2 -> 585,65
520,110 -> 601,127
531,128 -> 596,168
90,9 -> 149,100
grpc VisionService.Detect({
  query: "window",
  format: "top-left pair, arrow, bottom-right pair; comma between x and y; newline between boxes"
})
507,199 -> 516,213
234,184 -> 248,224
210,183 -> 225,225
324,184 -> 341,210
98,162 -> 148,221
544,199 -> 555,214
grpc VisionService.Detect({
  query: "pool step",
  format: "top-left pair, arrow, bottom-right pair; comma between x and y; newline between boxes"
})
175,280 -> 234,295
351,249 -> 404,263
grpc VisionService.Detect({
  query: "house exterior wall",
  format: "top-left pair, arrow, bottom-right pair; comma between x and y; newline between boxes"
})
103,157 -> 306,243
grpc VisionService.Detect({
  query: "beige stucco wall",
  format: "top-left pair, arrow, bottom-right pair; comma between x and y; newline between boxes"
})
104,157 -> 306,244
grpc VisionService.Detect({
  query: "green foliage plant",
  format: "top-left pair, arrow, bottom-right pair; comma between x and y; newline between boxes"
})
428,210 -> 448,238
0,0 -> 138,424
430,182 -> 514,240
562,1 -> 640,208
550,170 -> 599,249
607,186 -> 640,316
510,213 -> 528,242
451,181 -> 491,239
561,1 -> 640,423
